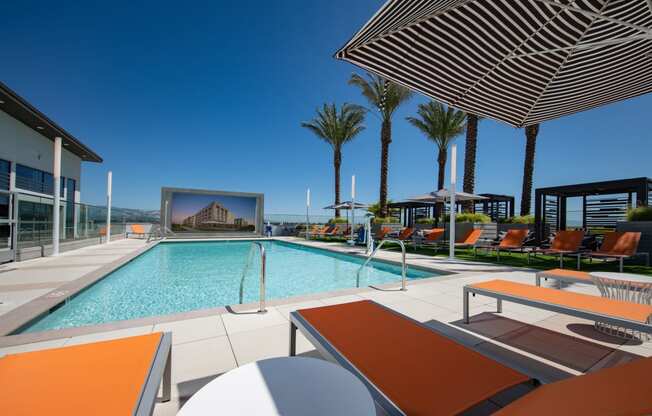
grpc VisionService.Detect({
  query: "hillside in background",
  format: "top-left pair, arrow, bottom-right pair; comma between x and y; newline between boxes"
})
107,207 -> 160,223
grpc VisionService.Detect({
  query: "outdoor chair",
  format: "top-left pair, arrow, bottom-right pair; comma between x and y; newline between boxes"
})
374,226 -> 392,241
0,332 -> 172,416
476,229 -> 530,260
289,300 -> 652,415
127,224 -> 151,239
528,230 -> 585,269
463,279 -> 652,339
580,231 -> 649,272
311,225 -> 335,238
396,227 -> 415,241
535,268 -> 593,288
414,227 -> 445,251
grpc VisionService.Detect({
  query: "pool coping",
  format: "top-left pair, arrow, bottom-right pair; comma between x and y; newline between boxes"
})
0,237 -> 454,347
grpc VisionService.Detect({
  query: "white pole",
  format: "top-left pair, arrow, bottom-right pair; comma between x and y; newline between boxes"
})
350,175 -> 356,243
106,171 -> 112,244
52,137 -> 62,256
306,188 -> 310,240
449,144 -> 457,258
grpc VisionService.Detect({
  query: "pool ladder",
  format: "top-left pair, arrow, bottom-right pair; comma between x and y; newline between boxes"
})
355,239 -> 407,291
238,242 -> 267,313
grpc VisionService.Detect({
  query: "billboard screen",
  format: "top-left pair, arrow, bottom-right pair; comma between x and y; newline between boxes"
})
161,188 -> 263,235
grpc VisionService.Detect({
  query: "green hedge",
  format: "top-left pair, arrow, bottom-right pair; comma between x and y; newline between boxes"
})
443,213 -> 492,223
328,217 -> 349,224
627,206 -> 652,222
501,215 -> 535,224
373,217 -> 400,224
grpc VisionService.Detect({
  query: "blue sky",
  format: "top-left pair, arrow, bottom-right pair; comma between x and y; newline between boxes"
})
1,1 -> 650,216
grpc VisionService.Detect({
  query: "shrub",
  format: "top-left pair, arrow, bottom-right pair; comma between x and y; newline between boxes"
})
328,217 -> 349,224
443,213 -> 491,223
503,215 -> 534,224
373,216 -> 400,224
416,218 -> 437,224
627,206 -> 652,222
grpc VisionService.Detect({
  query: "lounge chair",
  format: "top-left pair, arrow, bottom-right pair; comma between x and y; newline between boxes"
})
322,225 -> 341,238
289,300 -> 652,415
535,268 -> 593,288
127,224 -> 150,239
580,231 -> 649,272
455,228 -> 484,256
493,355 -> 652,415
463,279 -> 652,337
528,230 -> 585,269
414,227 -> 445,251
396,227 -> 415,241
311,225 -> 335,238
0,332 -> 172,415
477,229 -> 529,260
374,226 -> 392,241
289,300 -> 536,415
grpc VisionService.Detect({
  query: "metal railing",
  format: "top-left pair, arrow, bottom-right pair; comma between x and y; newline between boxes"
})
356,239 -> 407,291
238,241 -> 267,313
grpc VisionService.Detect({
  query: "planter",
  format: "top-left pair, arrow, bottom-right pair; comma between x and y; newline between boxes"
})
616,221 -> 652,256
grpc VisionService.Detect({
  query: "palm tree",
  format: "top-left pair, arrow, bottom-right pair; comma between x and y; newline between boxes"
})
348,73 -> 413,217
462,114 -> 480,212
301,103 -> 366,218
406,101 -> 467,192
520,123 -> 540,216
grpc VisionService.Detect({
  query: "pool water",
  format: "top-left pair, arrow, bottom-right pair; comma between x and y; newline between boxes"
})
21,240 -> 436,333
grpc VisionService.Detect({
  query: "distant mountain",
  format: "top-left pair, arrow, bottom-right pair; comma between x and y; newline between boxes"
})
107,207 -> 160,223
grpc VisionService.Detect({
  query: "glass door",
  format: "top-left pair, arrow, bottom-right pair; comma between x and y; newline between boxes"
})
0,191 -> 14,263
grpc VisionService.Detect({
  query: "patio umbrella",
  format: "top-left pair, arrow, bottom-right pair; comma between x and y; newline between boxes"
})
336,0 -> 652,127
409,189 -> 488,203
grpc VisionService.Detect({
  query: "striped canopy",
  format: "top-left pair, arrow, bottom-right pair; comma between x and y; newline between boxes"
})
336,0 -> 652,127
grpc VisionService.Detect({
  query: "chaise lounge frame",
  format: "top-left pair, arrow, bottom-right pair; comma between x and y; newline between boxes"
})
463,283 -> 652,335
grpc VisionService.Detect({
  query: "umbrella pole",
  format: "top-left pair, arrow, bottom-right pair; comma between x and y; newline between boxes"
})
449,145 -> 457,259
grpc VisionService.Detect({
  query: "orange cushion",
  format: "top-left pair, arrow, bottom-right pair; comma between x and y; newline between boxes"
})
0,333 -> 163,416
297,300 -> 530,415
470,280 -> 652,323
550,230 -> 584,251
496,357 -> 652,416
131,224 -> 145,234
500,229 -> 528,248
538,268 -> 592,281
599,232 -> 641,256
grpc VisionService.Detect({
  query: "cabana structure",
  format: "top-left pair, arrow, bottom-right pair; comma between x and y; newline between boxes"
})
534,177 -> 652,242
473,194 -> 515,222
388,201 -> 434,227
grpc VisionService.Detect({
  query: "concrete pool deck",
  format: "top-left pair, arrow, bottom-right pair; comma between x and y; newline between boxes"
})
1,237 -> 651,415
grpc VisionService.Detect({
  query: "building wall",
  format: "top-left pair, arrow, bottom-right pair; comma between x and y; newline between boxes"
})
0,109 -> 82,201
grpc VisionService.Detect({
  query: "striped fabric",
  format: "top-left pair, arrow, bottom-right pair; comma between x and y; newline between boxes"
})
336,0 -> 652,127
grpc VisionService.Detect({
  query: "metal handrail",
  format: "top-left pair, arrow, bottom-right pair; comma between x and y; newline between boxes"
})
238,241 -> 267,313
356,239 -> 407,291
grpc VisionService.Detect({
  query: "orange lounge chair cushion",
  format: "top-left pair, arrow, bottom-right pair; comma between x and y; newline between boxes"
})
495,356 -> 652,416
596,231 -> 641,256
538,268 -> 592,282
0,333 -> 163,416
376,226 -> 391,239
470,280 -> 652,323
398,227 -> 415,240
499,229 -> 529,248
131,224 -> 145,234
297,300 -> 530,415
549,230 -> 584,252
458,229 -> 483,245
425,228 -> 445,241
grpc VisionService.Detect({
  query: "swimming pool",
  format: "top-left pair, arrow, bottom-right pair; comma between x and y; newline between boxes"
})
20,240 -> 437,333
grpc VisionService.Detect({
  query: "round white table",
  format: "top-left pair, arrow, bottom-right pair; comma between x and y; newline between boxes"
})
177,357 -> 376,416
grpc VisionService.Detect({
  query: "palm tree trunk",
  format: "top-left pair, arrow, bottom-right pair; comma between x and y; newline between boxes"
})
462,114 -> 478,212
379,119 -> 391,217
334,148 -> 342,218
520,124 -> 540,216
436,147 -> 447,219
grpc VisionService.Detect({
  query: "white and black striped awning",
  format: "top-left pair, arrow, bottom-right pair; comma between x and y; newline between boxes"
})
336,0 -> 652,127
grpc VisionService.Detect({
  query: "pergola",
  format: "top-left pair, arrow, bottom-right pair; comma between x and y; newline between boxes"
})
534,177 -> 652,241
473,194 -> 515,222
388,201 -> 436,227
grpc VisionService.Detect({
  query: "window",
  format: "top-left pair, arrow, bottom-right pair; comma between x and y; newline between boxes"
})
0,159 -> 9,191
66,178 -> 76,201
0,195 -> 8,220
15,164 -> 54,195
